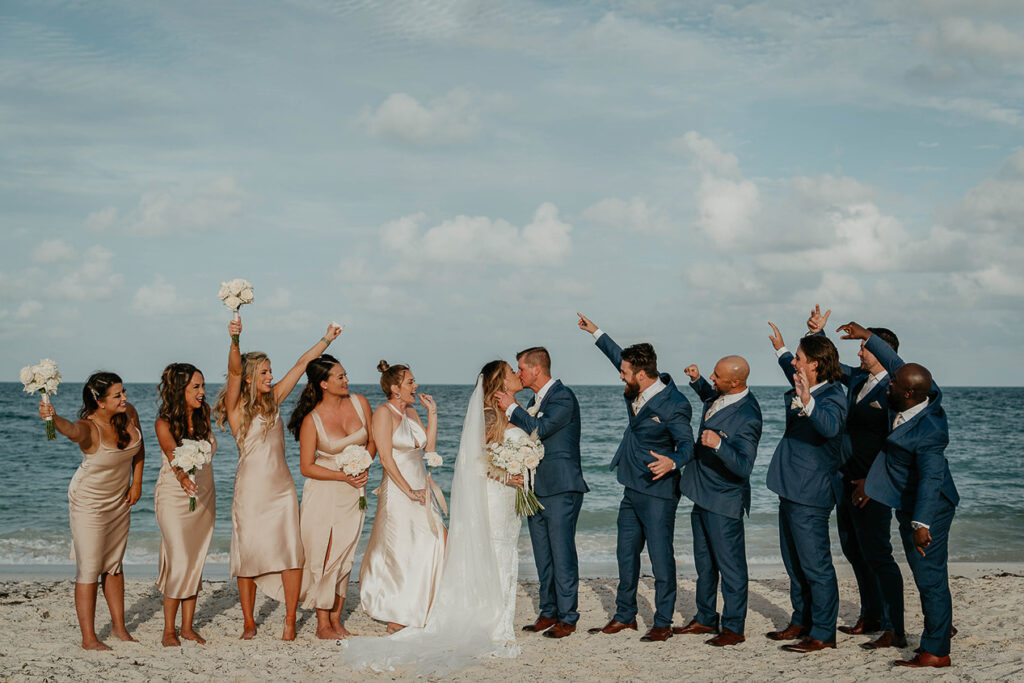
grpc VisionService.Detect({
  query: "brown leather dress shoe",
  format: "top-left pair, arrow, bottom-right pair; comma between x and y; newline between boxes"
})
894,652 -> 951,668
672,619 -> 717,635
781,637 -> 837,653
706,629 -> 745,647
587,619 -> 638,635
640,626 -> 673,642
542,622 -> 576,639
522,616 -> 558,632
860,630 -> 908,650
837,617 -> 881,635
765,623 -> 809,641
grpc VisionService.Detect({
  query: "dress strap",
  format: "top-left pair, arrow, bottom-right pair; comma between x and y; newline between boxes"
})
309,409 -> 328,442
386,402 -> 405,421
350,396 -> 367,427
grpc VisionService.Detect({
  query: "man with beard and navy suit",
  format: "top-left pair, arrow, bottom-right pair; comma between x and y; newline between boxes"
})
838,322 -> 960,669
765,321 -> 848,653
804,305 -> 906,650
677,357 -> 762,647
577,313 -> 694,643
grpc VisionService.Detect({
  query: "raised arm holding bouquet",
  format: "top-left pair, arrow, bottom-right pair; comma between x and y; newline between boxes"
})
21,358 -> 61,440
218,278 -> 254,345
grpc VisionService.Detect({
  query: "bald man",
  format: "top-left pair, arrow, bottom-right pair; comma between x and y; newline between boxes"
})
679,357 -> 763,646
838,323 -> 960,668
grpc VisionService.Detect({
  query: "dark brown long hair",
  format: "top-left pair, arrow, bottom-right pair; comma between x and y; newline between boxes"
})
287,354 -> 340,440
158,363 -> 211,446
798,335 -> 843,383
79,371 -> 132,449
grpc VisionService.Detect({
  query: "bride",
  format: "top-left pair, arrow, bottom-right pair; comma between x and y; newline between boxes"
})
343,360 -> 528,673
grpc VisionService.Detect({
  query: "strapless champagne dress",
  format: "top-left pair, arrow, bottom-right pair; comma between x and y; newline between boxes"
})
68,420 -> 142,583
154,435 -> 217,599
358,406 -> 446,627
299,399 -> 368,609
229,412 -> 304,600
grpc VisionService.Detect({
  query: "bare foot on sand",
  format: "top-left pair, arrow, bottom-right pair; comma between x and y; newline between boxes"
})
81,638 -> 112,651
240,623 -> 257,640
162,631 -> 181,647
180,629 -> 206,645
282,619 -> 296,641
111,628 -> 137,643
315,626 -> 339,640
333,624 -> 353,638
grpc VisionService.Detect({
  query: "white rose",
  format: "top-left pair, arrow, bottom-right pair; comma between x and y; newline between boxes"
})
38,358 -> 58,374
505,459 -> 523,475
218,282 -> 231,300
19,366 -> 34,385
229,278 -> 246,295
524,453 -> 541,470
223,294 -> 242,311
239,287 -> 254,304
44,379 -> 60,395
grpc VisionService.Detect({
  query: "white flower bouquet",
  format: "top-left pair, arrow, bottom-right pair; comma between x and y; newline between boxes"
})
21,358 -> 61,440
486,435 -> 545,516
336,444 -> 373,510
423,450 -> 442,469
218,278 -> 255,344
170,439 -> 214,511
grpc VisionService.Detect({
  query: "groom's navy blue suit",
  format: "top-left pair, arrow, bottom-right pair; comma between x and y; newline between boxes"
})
863,335 -> 959,658
767,351 -> 847,643
594,333 -> 694,629
509,380 -> 588,626
683,376 -> 762,635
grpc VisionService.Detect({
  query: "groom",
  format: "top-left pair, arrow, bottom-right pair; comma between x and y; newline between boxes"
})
496,347 -> 589,639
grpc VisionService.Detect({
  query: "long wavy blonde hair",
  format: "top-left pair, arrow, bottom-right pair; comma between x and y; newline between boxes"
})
213,351 -> 278,445
481,360 -> 511,444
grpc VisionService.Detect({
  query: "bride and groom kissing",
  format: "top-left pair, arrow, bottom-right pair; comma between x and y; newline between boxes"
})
345,322 -> 690,671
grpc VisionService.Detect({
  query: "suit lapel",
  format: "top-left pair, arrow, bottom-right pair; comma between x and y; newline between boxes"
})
538,380 -> 561,413
704,393 -> 749,427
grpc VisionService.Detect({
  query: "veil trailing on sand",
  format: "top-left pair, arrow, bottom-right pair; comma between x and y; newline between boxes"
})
342,376 -> 518,673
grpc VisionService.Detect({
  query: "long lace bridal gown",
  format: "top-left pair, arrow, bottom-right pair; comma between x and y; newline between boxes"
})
343,378 -> 523,673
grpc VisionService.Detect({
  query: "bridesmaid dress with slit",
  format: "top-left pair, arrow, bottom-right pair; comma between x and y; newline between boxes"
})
154,435 -> 217,599
299,398 -> 369,609
358,405 -> 446,628
68,420 -> 142,583
229,412 -> 304,600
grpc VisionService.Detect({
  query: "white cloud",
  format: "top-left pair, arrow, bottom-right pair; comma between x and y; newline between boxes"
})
918,17 -> 1024,63
30,239 -> 75,264
126,176 -> 245,236
85,206 -> 118,232
381,203 -> 572,267
945,149 -> 1024,233
793,272 -> 865,307
582,196 -> 671,233
49,246 -> 123,300
949,265 -> 1024,301
131,275 -> 179,315
361,88 -> 481,145
15,300 -> 43,319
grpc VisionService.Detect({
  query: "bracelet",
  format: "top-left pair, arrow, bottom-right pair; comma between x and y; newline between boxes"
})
320,336 -> 330,344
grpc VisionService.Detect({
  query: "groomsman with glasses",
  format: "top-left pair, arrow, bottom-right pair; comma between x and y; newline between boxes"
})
839,322 -> 960,669
677,357 -> 762,647
577,313 -> 694,643
805,306 -> 906,650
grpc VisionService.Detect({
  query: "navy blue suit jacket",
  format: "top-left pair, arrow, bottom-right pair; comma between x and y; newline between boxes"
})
861,335 -> 959,526
508,380 -> 589,498
682,377 -> 763,520
595,333 -> 694,500
766,352 -> 847,509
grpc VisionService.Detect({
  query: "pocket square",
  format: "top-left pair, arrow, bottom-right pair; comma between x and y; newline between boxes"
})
537,412 -> 544,418
869,400 -> 882,409
651,416 -> 661,423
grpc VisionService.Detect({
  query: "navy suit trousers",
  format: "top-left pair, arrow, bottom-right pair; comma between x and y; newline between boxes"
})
837,480 -> 903,632
778,498 -> 839,643
614,487 -> 679,628
690,505 -> 748,634
897,501 -> 955,657
528,491 -> 584,625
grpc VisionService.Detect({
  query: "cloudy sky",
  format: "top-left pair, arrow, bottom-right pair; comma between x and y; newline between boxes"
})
2,0 -> 1023,387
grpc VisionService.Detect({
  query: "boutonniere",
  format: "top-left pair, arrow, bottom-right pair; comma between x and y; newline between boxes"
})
526,405 -> 540,416
651,416 -> 661,423
869,400 -> 882,409
789,395 -> 804,411
718,430 -> 727,440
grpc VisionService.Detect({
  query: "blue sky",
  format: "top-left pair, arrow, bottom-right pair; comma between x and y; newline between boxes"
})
2,1 -> 1022,387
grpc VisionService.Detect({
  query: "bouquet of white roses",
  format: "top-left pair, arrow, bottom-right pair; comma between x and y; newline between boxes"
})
170,439 -> 214,511
486,435 -> 545,516
218,278 -> 255,344
336,444 -> 373,510
21,358 -> 61,440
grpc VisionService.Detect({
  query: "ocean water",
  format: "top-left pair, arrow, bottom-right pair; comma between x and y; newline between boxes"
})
1,382 -> 1021,577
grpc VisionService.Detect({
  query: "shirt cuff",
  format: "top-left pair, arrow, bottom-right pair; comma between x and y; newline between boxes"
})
911,521 -> 930,530
801,395 -> 815,416
775,345 -> 790,359
504,404 -> 517,419
593,329 -> 605,341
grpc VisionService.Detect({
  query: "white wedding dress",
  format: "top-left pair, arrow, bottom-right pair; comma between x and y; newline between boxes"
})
342,377 -> 524,673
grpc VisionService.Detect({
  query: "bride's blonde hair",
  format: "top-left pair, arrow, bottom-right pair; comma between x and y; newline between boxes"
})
213,351 -> 278,444
480,360 -> 511,444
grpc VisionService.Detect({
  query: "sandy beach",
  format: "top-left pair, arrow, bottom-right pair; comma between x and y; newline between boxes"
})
1,564 -> 1021,681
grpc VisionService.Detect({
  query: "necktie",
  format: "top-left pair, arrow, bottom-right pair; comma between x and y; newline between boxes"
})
856,376 -> 876,403
705,396 -> 725,421
893,414 -> 905,430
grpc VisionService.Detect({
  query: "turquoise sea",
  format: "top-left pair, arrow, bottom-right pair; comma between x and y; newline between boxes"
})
1,382 -> 1021,578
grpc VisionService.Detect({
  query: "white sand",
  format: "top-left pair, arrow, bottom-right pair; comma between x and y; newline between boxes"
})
1,567 -> 1021,681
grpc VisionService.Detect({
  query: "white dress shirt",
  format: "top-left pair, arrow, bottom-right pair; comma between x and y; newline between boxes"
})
593,329 -> 666,414
704,387 -> 749,422
856,370 -> 888,403
506,377 -> 557,419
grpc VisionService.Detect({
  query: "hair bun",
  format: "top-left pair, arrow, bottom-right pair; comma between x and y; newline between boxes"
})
377,360 -> 390,374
